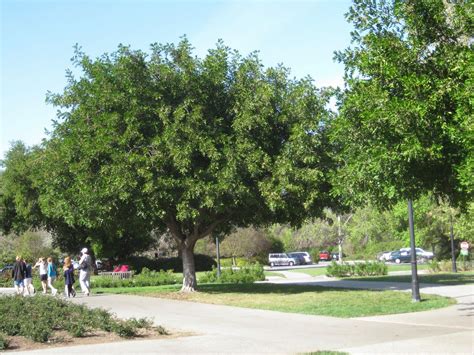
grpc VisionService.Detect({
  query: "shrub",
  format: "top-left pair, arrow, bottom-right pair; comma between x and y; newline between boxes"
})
199,264 -> 265,284
0,332 -> 9,350
428,259 -> 473,273
91,268 -> 179,288
327,261 -> 387,278
0,295 -> 158,343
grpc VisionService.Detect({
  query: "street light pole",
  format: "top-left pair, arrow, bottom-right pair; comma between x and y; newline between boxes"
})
450,214 -> 457,273
408,199 -> 421,302
216,236 -> 221,278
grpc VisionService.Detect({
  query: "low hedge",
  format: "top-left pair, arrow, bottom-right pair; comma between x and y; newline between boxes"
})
428,258 -> 473,273
0,295 -> 156,347
92,268 -> 179,288
327,261 -> 388,278
199,264 -> 265,284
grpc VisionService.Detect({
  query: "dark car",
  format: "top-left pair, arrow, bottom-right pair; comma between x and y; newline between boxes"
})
331,252 -> 346,261
388,250 -> 411,264
288,253 -> 306,265
319,251 -> 331,261
0,264 -> 13,274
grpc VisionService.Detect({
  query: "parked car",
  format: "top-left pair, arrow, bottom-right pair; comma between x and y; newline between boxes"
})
288,252 -> 312,264
319,251 -> 331,261
400,247 -> 434,260
0,264 -> 13,274
268,253 -> 301,267
388,250 -> 412,264
287,253 -> 306,265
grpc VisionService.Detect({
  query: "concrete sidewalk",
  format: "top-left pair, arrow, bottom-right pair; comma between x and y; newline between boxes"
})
2,278 -> 473,354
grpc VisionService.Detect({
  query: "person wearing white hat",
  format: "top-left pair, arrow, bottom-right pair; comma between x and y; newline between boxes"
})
78,247 -> 92,296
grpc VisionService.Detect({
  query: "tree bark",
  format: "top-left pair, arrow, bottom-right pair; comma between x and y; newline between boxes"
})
180,240 -> 197,292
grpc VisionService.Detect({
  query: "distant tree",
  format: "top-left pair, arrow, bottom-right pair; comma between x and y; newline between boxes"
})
41,39 -> 333,291
332,0 -> 473,208
219,227 -> 277,262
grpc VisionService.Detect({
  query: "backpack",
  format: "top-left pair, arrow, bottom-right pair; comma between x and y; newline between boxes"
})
79,256 -> 90,271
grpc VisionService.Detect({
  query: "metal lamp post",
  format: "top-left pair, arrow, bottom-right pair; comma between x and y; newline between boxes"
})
408,199 -> 421,302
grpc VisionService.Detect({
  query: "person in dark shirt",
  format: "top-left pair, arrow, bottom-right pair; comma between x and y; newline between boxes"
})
23,259 -> 34,296
12,256 -> 26,295
63,256 -> 76,298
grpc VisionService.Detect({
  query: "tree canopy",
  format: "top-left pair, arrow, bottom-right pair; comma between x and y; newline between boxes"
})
33,38 -> 333,290
331,0 -> 473,209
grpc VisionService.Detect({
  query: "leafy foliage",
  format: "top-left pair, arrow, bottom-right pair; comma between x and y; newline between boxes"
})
31,38 -> 333,290
199,264 -> 265,284
0,295 -> 155,346
326,261 -> 388,278
91,268 -> 179,288
332,0 -> 473,208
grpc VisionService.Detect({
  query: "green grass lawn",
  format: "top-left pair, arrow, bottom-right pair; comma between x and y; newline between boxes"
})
286,267 -> 327,276
264,271 -> 287,278
387,264 -> 430,272
94,283 -> 455,318
344,271 -> 474,285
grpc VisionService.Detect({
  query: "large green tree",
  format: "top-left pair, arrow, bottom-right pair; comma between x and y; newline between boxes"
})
332,0 -> 473,208
41,39 -> 333,291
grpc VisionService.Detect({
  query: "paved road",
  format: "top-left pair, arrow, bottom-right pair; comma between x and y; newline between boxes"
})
2,272 -> 473,354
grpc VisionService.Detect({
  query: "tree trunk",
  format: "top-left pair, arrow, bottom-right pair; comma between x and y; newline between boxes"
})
180,241 -> 197,292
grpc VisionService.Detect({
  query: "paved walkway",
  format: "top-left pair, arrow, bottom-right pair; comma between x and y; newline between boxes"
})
1,272 -> 473,354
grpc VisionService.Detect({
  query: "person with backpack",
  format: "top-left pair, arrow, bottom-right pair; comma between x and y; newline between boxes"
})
78,248 -> 91,296
47,257 -> 58,295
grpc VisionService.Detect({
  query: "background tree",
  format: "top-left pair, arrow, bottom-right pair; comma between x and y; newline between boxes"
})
40,39 -> 333,291
218,227 -> 279,264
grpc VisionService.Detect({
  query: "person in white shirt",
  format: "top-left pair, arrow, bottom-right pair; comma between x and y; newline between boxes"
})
78,248 -> 92,296
34,257 -> 48,294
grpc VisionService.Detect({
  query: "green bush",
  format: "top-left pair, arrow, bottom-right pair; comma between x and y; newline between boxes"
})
327,261 -> 387,278
199,264 -> 265,284
428,259 -> 473,273
0,332 -> 9,350
91,268 -> 179,288
0,295 -> 157,343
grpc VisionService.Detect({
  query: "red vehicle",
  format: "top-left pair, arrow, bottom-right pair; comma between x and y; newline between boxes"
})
319,251 -> 331,261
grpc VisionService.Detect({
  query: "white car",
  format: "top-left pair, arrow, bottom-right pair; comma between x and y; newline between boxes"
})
400,247 -> 434,260
268,253 -> 300,267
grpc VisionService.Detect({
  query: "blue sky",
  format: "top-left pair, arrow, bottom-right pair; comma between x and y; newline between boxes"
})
1,0 -> 353,160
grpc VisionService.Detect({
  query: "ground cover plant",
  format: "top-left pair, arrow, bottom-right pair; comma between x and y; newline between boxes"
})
94,283 -> 454,318
344,271 -> 474,285
0,295 -> 166,350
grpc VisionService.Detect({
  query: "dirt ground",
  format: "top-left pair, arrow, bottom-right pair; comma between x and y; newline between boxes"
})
4,328 -> 188,352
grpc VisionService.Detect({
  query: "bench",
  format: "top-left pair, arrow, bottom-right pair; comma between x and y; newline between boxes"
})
98,271 -> 134,279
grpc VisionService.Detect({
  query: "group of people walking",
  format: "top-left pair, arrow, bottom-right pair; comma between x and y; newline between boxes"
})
11,247 -> 93,297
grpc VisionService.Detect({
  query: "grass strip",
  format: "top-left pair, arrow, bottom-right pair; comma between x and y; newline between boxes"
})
343,271 -> 474,285
96,283 -> 455,318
